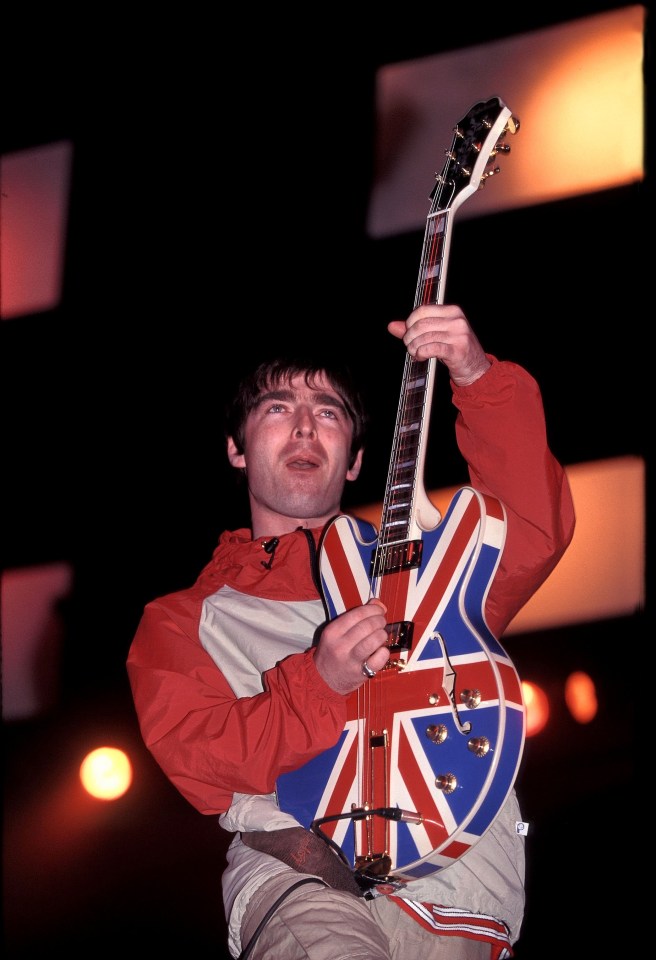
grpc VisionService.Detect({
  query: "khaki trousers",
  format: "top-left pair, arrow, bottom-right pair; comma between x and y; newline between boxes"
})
239,872 -> 492,960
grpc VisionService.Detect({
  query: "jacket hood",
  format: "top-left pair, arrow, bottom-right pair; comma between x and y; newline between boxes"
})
195,526 -> 324,601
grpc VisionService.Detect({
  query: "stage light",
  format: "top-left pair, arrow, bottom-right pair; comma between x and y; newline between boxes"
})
368,5 -> 645,236
79,747 -> 133,801
0,140 -> 73,320
522,680 -> 549,738
564,671 -> 598,724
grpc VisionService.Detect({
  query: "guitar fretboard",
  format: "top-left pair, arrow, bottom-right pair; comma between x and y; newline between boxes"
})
379,357 -> 430,546
378,206 -> 450,548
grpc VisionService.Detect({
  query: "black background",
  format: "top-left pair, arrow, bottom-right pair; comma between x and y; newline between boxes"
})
3,4 -> 647,956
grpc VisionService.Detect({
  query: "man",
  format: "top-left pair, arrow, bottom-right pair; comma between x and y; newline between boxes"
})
127,303 -> 575,959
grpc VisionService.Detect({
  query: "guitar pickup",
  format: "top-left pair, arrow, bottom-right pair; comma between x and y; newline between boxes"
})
385,621 -> 413,651
370,540 -> 423,576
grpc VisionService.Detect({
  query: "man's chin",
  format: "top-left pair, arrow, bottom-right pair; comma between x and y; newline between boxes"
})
279,497 -> 339,524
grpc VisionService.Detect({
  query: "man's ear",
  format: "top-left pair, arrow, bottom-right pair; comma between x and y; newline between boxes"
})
346,448 -> 364,482
226,436 -> 246,469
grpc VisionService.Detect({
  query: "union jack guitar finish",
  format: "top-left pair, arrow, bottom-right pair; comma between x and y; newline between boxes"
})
276,97 -> 524,883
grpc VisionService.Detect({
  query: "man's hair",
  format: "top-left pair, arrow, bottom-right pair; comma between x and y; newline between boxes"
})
225,356 -> 370,469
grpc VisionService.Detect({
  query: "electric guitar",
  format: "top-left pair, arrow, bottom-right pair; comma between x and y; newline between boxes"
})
276,97 -> 525,883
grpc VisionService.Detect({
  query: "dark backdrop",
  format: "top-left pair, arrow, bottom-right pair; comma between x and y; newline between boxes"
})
3,4 -> 646,957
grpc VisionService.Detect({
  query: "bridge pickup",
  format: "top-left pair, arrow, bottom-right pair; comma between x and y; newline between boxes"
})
385,620 -> 413,651
370,540 -> 423,576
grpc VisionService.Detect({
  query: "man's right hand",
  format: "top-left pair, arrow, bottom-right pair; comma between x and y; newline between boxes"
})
313,599 -> 389,695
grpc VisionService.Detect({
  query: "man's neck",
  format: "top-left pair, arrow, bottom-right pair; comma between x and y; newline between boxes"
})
251,512 -> 333,540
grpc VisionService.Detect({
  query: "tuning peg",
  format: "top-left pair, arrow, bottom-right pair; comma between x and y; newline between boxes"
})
479,166 -> 502,187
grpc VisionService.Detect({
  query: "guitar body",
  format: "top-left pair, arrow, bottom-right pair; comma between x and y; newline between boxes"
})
276,488 -> 525,879
276,97 -> 524,880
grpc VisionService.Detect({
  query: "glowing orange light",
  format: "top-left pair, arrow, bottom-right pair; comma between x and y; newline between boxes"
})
522,681 -> 549,737
79,747 -> 133,800
565,671 -> 598,724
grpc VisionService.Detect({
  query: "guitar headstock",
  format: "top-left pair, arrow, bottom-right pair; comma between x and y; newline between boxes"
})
430,97 -> 519,215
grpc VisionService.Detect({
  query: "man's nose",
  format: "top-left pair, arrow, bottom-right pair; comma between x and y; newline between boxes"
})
293,408 -> 317,437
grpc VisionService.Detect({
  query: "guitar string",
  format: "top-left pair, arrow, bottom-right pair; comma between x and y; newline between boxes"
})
353,115 -> 479,867
356,153 -> 453,864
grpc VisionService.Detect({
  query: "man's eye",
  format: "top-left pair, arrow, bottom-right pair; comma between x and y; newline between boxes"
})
319,409 -> 338,419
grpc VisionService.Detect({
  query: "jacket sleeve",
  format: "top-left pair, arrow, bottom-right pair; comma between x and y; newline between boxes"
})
126,597 -> 347,815
451,357 -> 576,637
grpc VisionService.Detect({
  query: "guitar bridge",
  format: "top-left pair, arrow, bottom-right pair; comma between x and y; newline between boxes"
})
355,853 -> 393,879
370,540 -> 423,576
385,620 -> 413,651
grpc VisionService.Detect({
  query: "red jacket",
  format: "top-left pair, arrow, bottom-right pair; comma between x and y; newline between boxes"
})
127,358 -> 575,816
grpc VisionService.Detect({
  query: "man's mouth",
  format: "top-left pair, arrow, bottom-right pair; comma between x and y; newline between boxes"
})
287,458 -> 319,470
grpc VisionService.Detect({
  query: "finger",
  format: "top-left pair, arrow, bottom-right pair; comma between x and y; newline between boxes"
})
387,319 -> 407,340
366,597 -> 387,613
359,642 -> 391,679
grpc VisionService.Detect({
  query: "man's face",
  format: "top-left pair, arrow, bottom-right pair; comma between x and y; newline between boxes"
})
227,372 -> 363,532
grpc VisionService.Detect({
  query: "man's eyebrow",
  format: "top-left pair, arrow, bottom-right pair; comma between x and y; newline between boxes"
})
256,388 -> 348,413
311,391 -> 349,412
256,388 -> 295,405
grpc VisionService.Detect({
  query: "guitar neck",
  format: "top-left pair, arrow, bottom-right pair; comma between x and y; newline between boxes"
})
379,98 -> 519,546
379,208 -> 452,545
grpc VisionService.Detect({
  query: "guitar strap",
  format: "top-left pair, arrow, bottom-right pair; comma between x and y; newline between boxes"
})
241,827 -> 366,897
